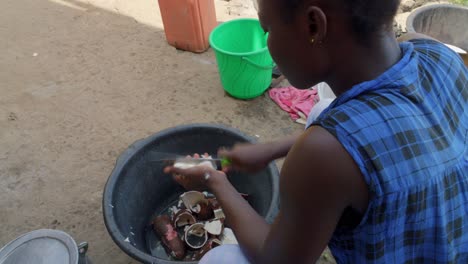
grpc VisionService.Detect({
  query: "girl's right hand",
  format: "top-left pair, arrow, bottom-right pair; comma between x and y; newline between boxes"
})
218,143 -> 273,173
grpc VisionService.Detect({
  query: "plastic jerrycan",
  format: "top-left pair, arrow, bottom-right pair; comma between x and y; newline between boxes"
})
158,0 -> 217,53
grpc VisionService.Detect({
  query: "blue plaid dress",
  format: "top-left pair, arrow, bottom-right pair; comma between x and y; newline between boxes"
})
312,39 -> 468,263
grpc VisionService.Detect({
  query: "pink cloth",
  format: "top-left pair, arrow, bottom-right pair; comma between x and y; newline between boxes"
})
268,86 -> 318,120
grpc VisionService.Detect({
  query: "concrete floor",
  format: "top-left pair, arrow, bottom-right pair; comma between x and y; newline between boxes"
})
0,0 -> 310,263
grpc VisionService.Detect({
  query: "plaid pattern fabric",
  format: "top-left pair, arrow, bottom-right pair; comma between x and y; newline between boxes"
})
312,39 -> 468,263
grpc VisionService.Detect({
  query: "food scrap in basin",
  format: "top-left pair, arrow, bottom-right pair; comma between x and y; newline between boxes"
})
152,190 -> 242,261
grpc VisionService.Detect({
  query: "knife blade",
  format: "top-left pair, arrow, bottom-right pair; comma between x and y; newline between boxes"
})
149,152 -> 231,167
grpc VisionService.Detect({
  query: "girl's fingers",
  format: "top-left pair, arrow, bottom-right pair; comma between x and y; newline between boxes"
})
163,166 -> 172,174
172,174 -> 180,182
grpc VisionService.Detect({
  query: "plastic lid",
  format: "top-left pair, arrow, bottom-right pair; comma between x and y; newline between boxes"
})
0,229 -> 78,264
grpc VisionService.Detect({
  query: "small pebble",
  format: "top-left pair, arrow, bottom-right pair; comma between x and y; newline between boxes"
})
8,112 -> 17,121
33,53 -> 38,57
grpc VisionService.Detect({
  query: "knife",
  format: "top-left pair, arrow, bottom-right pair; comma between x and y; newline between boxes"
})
149,154 -> 231,168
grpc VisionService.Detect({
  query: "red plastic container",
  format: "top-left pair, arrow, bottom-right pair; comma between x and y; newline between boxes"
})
158,0 -> 217,53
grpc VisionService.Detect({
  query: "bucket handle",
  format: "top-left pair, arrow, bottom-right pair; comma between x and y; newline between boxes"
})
242,57 -> 276,70
78,242 -> 88,264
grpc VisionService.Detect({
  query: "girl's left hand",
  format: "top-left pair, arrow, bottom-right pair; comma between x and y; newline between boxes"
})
163,156 -> 227,192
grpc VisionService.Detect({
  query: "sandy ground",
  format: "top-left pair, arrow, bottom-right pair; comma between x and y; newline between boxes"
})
0,0 -> 310,263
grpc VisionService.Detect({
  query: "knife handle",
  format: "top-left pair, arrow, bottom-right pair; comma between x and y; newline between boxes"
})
220,158 -> 231,168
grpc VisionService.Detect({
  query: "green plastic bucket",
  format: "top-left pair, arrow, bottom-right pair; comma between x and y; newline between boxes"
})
209,19 -> 275,99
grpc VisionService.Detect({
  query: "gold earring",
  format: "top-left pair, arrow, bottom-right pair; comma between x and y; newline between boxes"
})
311,38 -> 315,44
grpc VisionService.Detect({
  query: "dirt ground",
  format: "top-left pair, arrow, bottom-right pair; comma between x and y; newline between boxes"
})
0,0 -> 305,263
